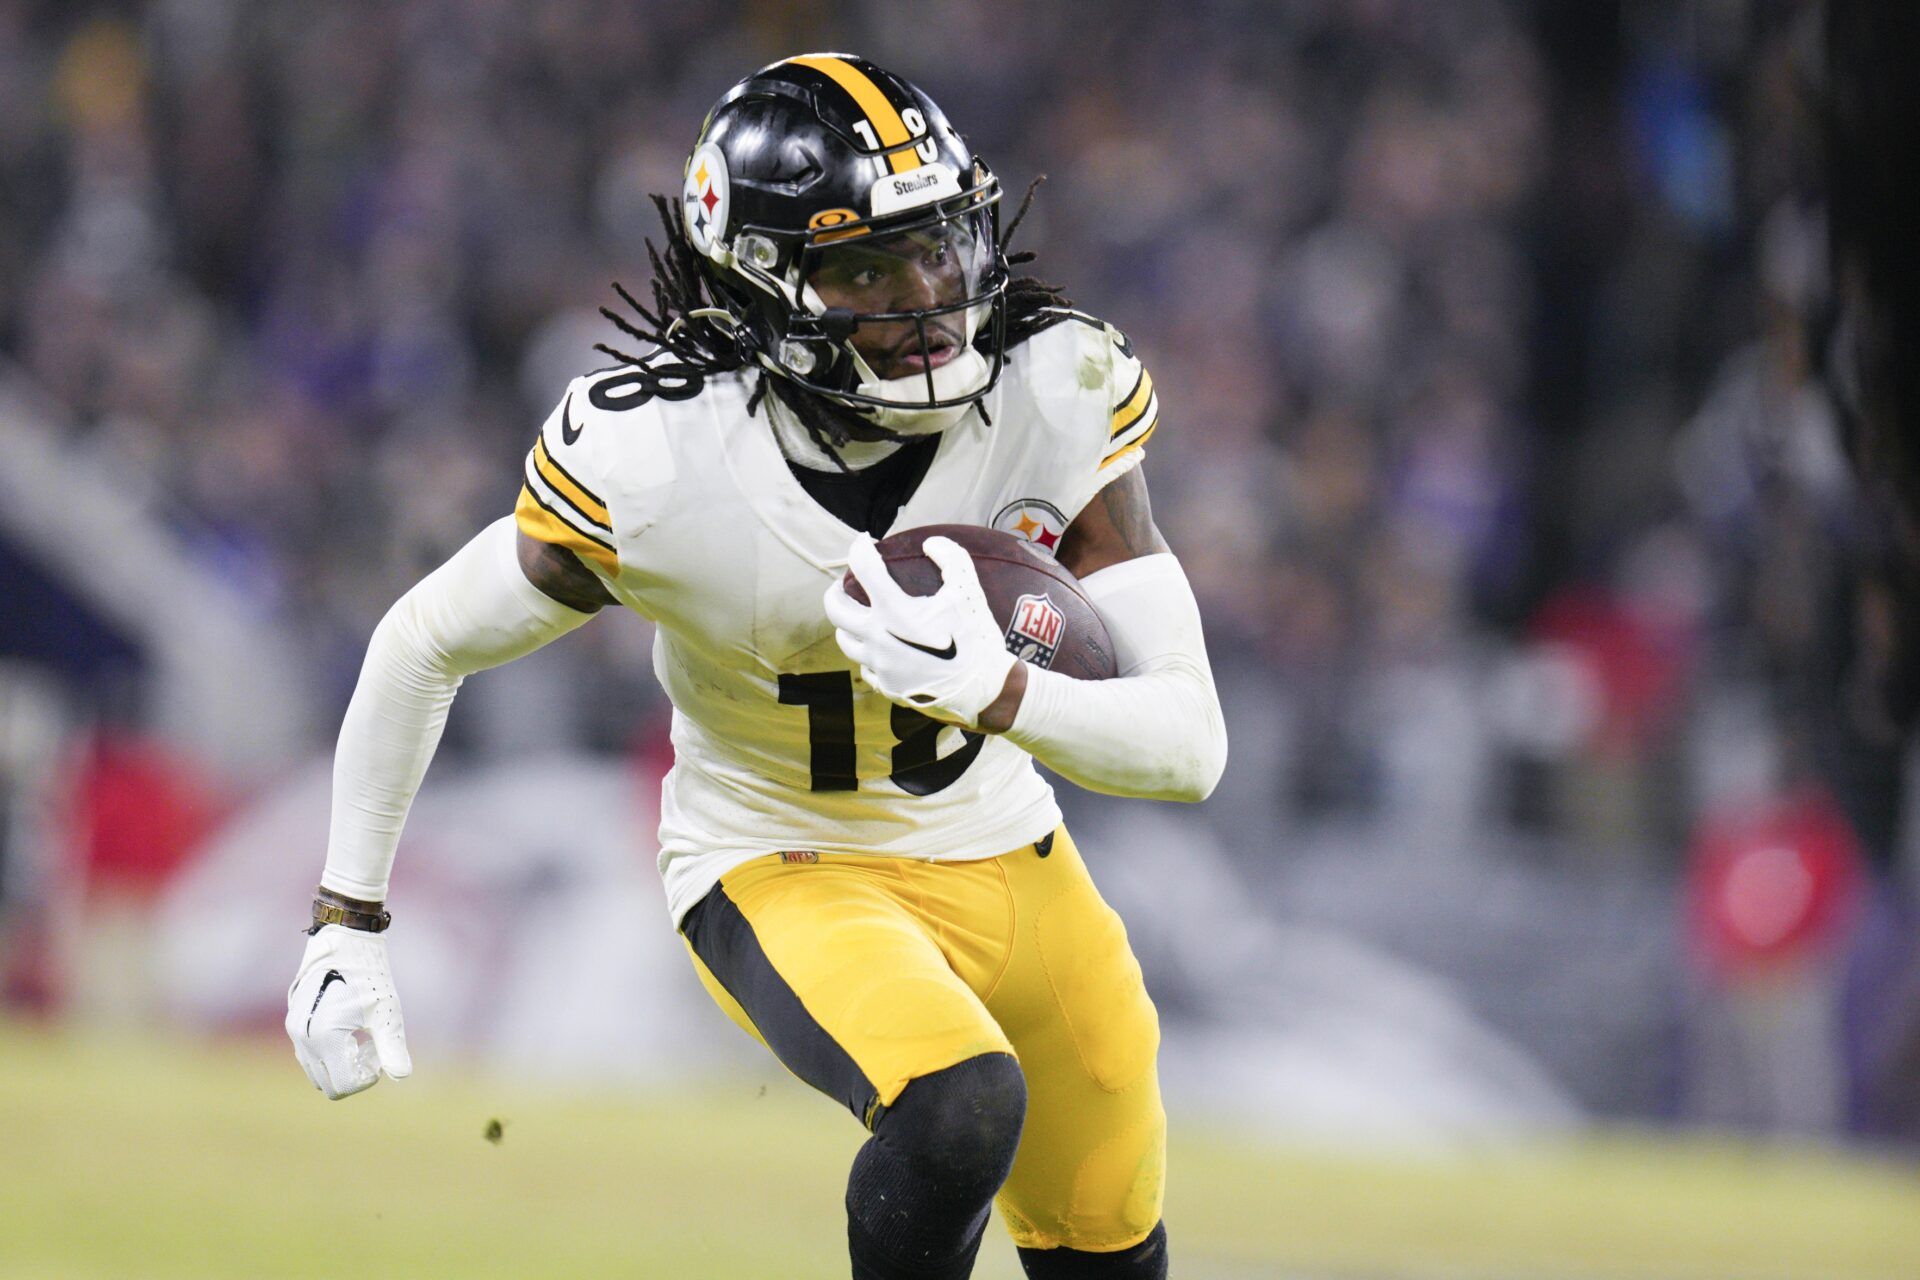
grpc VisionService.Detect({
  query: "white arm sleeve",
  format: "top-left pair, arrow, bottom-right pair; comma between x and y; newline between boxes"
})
320,517 -> 596,899
1002,552 -> 1227,802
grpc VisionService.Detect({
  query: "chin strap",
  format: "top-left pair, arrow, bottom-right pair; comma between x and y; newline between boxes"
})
766,375 -> 975,474
785,276 -> 995,437
848,347 -> 991,435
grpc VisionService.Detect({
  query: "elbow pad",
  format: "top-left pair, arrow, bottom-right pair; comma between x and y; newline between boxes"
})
1003,553 -> 1227,802
321,518 -> 595,900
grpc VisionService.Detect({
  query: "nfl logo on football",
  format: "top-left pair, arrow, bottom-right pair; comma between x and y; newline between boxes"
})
1006,593 -> 1066,668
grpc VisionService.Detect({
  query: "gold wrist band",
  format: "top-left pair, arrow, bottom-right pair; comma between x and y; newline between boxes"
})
309,887 -> 391,934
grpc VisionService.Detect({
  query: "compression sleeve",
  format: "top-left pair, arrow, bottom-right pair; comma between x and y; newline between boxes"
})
1001,552 -> 1227,802
320,517 -> 595,899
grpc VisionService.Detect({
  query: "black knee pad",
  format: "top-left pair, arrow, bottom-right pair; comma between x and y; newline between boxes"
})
846,1054 -> 1028,1278
1018,1221 -> 1168,1278
871,1051 -> 1027,1201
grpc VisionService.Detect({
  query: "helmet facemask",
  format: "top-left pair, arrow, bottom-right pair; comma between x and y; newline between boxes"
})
728,183 -> 1009,436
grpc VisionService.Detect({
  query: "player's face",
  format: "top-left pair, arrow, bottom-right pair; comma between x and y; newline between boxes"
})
806,219 -> 987,379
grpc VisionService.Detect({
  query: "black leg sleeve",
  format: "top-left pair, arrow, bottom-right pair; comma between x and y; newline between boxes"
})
1017,1222 -> 1168,1279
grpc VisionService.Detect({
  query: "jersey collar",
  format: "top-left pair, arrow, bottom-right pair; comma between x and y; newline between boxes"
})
717,382 -> 991,572
764,390 -> 905,471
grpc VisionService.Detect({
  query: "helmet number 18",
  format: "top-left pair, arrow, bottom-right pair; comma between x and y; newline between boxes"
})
849,111 -> 940,176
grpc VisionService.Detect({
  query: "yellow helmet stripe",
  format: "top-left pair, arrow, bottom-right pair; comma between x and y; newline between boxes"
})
790,55 -> 923,175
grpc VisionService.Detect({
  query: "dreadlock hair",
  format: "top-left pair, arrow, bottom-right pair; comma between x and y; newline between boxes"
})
998,174 -> 1075,349
597,176 -> 1074,468
594,195 -> 751,377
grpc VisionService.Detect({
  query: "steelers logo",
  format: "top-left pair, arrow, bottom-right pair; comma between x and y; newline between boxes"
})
683,142 -> 730,260
991,498 -> 1068,556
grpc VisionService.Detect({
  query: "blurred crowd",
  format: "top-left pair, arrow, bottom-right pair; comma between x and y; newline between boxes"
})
3,0 -> 1913,1136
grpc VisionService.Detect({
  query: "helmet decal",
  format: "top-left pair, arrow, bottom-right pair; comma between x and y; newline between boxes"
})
868,163 -> 961,216
787,54 -> 925,176
807,208 -> 867,244
682,142 -> 731,260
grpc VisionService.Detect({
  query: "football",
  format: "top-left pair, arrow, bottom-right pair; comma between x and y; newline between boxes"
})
843,524 -> 1118,681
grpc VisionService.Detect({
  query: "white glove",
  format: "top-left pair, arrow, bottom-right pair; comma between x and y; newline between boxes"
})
824,534 -> 1017,730
286,924 -> 412,1100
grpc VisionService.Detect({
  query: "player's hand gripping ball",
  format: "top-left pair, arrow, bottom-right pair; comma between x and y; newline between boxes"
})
824,525 -> 1116,728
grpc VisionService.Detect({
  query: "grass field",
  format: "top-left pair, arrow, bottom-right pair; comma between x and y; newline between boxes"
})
2,1021 -> 1917,1279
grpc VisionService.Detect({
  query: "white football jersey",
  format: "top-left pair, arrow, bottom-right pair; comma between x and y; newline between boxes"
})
514,313 -> 1160,923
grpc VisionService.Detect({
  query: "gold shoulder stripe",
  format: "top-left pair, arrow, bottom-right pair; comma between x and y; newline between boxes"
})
1113,392 -> 1158,446
524,455 -> 607,544
533,437 -> 611,530
1101,419 -> 1158,469
516,484 -> 618,577
1110,368 -> 1154,438
790,55 -> 922,175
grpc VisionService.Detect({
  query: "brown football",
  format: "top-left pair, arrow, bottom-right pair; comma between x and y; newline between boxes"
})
843,524 -> 1118,681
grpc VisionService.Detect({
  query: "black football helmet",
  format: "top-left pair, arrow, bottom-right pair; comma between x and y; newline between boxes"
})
680,54 -> 1008,433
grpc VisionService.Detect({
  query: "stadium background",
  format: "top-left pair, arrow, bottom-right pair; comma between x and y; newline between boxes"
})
2,1 -> 1918,1276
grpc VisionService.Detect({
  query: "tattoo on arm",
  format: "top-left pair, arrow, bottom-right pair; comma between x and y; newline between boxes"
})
1096,468 -> 1169,557
516,532 -> 615,613
1058,467 -> 1170,577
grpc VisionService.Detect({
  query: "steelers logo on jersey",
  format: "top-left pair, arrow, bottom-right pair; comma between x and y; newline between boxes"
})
992,498 -> 1067,556
683,142 -> 731,259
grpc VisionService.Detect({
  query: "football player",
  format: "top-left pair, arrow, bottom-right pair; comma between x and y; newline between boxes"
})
288,54 -> 1226,1280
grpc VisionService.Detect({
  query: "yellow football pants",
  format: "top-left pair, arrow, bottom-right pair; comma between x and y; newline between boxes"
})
681,825 -> 1165,1253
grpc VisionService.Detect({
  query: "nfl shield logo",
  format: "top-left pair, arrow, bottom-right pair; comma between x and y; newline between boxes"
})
1006,593 -> 1065,668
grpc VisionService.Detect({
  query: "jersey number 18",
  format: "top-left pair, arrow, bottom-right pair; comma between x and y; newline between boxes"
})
778,671 -> 986,795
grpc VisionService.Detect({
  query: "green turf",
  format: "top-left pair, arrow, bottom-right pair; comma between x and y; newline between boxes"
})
2,1022 -> 1917,1278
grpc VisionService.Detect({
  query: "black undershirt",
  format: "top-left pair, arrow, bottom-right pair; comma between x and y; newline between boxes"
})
788,434 -> 941,538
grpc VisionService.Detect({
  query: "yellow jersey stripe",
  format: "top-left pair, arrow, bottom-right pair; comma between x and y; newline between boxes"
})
532,438 -> 611,530
515,485 -> 619,576
790,55 -> 922,175
1110,393 -> 1156,443
1112,393 -> 1157,446
1109,368 -> 1153,437
1101,419 -> 1158,469
523,455 -> 608,543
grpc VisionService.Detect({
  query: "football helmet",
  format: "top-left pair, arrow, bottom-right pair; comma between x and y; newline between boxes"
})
680,53 -> 1008,434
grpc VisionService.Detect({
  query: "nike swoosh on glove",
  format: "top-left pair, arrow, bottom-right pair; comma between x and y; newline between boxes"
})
286,923 -> 412,1099
824,534 -> 1017,730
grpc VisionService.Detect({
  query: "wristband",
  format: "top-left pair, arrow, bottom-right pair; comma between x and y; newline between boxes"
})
309,886 -> 391,935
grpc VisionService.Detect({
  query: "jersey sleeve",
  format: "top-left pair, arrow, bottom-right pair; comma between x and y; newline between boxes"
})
1051,320 -> 1160,523
513,381 -> 621,579
1098,325 -> 1160,481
